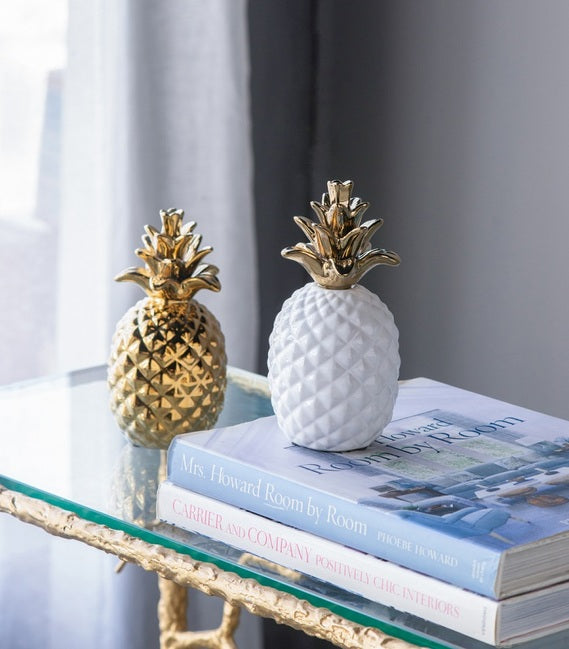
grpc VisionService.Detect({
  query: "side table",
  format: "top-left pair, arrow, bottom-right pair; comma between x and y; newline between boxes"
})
0,366 -> 482,649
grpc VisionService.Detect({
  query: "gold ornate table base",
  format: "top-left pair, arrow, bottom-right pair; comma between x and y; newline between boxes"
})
158,578 -> 240,649
0,487 -> 424,649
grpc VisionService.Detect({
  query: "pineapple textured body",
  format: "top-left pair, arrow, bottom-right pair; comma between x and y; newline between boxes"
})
109,297 -> 226,448
268,282 -> 399,451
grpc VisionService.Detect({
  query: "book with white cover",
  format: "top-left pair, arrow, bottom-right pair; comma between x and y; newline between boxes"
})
167,377 -> 569,599
157,480 -> 569,646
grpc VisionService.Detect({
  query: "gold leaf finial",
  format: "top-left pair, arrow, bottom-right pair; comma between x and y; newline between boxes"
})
115,208 -> 221,300
282,180 -> 400,289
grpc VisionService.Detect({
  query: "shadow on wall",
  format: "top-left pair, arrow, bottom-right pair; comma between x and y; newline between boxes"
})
252,0 -> 569,419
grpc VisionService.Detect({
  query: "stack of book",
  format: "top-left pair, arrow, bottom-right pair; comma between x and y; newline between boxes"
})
157,377 -> 569,646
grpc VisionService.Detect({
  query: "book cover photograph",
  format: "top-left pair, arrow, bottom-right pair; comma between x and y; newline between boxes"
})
167,377 -> 569,597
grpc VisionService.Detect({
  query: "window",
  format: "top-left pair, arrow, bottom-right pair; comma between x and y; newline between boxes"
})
0,2 -> 67,223
0,2 -> 67,383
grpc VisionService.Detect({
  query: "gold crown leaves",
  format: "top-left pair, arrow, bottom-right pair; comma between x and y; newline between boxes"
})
282,180 -> 400,289
115,208 -> 220,300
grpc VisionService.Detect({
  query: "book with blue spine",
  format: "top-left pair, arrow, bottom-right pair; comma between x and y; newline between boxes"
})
167,377 -> 569,599
157,480 -> 569,646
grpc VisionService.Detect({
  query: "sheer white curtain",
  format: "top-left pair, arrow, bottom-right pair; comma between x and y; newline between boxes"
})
57,0 -> 259,374
2,1 -> 262,647
57,0 -> 262,644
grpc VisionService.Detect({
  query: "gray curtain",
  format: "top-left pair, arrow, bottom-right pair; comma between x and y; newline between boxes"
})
248,2 -> 335,647
248,0 -> 316,370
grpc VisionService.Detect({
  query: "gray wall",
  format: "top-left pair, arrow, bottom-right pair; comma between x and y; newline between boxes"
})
312,1 -> 569,418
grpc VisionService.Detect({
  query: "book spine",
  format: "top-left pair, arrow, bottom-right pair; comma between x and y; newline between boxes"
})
157,480 -> 498,645
167,440 -> 502,597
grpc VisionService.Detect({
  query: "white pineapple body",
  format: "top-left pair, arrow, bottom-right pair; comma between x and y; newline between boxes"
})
268,282 -> 400,451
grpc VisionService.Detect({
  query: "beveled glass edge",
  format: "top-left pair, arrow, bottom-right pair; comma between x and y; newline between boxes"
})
0,472 -> 453,649
0,364 -> 453,649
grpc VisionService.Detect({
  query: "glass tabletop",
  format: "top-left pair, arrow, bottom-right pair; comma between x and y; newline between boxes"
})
1,367 -> 568,649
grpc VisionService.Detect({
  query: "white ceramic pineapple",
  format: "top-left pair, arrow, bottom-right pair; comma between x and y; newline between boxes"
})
267,180 -> 400,451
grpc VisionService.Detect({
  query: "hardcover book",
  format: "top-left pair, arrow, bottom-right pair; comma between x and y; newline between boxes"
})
167,377 -> 569,599
157,480 -> 569,646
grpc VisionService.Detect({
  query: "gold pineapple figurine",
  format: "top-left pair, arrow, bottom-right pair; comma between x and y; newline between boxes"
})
108,208 -> 227,448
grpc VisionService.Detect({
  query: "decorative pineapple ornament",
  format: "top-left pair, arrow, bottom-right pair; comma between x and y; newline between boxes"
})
108,208 -> 227,449
267,180 -> 400,451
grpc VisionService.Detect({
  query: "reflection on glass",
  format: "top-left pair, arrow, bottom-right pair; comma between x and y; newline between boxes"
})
5,366 -> 569,649
110,445 -> 166,527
